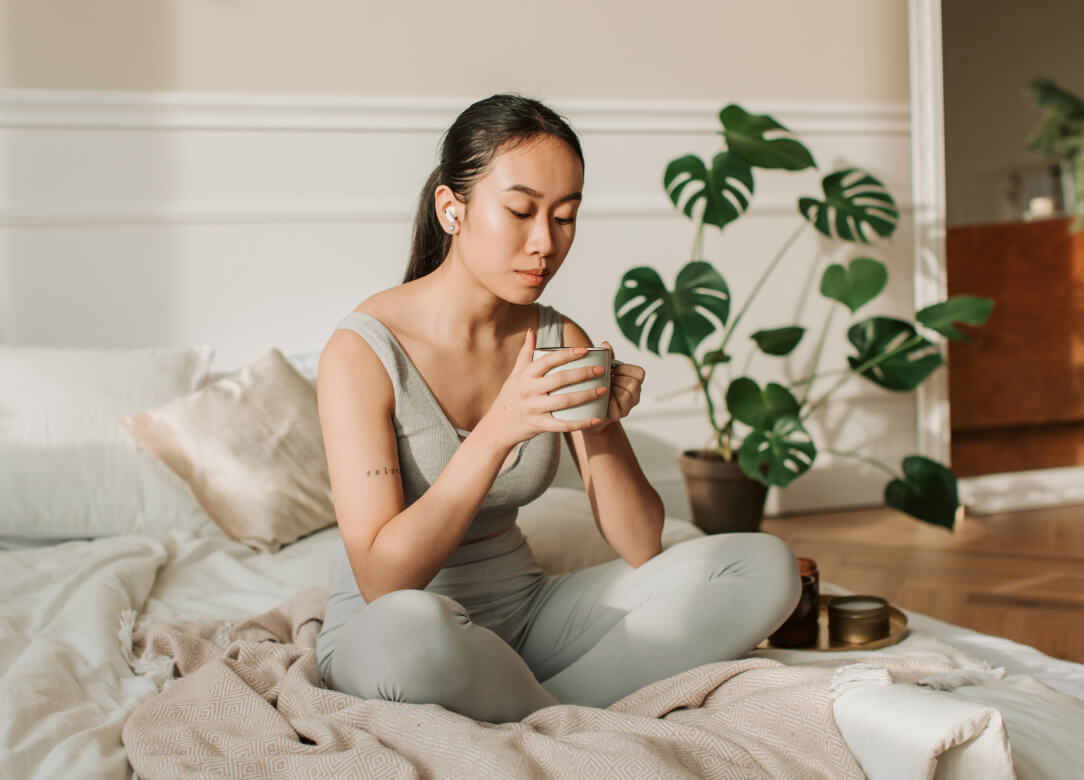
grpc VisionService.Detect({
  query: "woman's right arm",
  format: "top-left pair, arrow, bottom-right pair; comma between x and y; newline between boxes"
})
317,327 -> 603,602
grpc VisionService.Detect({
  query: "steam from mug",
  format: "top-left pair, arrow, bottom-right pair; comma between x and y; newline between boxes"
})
532,347 -> 612,422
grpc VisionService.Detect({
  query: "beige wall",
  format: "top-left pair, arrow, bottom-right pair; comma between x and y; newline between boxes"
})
1,0 -> 909,102
943,0 -> 1084,226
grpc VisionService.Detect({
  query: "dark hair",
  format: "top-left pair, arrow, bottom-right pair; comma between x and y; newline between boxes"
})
404,94 -> 585,283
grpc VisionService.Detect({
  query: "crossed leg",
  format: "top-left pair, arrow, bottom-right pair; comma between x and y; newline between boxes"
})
325,533 -> 799,722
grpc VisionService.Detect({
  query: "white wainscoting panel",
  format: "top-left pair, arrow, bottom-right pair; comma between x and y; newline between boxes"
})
1,89 -> 916,519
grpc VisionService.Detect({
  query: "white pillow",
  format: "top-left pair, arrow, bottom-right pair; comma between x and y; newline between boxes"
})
0,345 -> 217,540
207,350 -> 320,388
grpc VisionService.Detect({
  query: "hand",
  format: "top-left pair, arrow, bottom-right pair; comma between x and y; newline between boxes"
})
480,328 -> 610,450
591,340 -> 646,433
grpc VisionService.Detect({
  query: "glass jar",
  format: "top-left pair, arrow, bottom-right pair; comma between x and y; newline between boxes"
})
768,556 -> 819,648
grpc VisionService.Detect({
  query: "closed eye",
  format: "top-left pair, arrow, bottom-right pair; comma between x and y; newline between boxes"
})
508,208 -> 576,225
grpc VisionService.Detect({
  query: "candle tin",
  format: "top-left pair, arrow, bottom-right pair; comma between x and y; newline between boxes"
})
827,595 -> 891,644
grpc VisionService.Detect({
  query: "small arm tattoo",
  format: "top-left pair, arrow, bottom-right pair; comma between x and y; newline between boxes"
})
365,466 -> 400,477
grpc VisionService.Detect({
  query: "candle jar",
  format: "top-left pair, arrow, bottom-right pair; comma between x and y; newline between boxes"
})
827,595 -> 890,644
768,557 -> 819,648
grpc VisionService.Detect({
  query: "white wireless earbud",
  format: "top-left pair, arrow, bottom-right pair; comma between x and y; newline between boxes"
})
444,207 -> 456,222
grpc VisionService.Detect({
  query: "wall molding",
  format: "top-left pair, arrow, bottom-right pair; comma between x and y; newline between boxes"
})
0,197 -> 916,228
0,88 -> 912,135
0,89 -> 913,228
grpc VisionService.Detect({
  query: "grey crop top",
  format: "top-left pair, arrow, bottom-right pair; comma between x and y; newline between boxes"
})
316,304 -> 565,676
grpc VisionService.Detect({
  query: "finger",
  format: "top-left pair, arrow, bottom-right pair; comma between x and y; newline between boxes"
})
611,375 -> 642,395
514,327 -> 537,370
539,365 -> 606,393
544,384 -> 608,413
555,415 -> 605,432
531,345 -> 589,375
532,410 -> 603,433
611,363 -> 645,381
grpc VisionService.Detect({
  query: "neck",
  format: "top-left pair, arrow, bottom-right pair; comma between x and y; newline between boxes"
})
413,256 -> 523,350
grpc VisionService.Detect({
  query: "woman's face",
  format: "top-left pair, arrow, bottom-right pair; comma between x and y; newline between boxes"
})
452,134 -> 583,303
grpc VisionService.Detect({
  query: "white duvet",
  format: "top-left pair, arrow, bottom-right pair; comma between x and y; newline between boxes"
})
2,520 -> 1084,779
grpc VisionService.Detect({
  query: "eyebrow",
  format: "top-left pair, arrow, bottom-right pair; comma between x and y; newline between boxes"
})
503,184 -> 582,204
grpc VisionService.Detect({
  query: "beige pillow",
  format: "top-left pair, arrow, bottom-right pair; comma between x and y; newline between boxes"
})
120,348 -> 335,552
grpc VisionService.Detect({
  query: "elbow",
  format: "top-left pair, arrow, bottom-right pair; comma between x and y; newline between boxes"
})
342,535 -> 410,603
629,548 -> 662,568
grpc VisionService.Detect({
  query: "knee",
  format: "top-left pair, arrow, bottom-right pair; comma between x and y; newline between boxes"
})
739,533 -> 801,618
372,588 -> 470,629
328,590 -> 473,702
696,532 -> 800,616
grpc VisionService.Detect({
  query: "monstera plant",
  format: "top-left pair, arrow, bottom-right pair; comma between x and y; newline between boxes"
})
613,104 -> 993,531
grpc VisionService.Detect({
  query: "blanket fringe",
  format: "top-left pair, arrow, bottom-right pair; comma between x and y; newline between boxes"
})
211,621 -> 233,650
918,665 -> 1006,690
118,608 -> 177,691
829,663 -> 892,699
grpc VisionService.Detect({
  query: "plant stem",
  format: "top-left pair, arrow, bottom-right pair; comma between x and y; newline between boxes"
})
691,207 -> 707,260
788,367 -> 850,389
802,333 -> 926,420
822,448 -> 898,478
708,222 -> 806,386
740,345 -> 756,377
690,356 -> 723,443
799,305 -> 837,408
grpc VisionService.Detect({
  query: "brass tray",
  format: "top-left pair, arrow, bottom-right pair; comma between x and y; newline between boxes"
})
758,596 -> 909,652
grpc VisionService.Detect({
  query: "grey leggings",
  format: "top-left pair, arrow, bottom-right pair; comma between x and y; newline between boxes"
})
324,532 -> 800,723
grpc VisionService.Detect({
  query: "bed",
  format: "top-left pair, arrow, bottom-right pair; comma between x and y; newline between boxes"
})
2,342 -> 1084,779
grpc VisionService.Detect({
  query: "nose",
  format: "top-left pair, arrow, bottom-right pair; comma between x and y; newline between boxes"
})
525,214 -> 555,257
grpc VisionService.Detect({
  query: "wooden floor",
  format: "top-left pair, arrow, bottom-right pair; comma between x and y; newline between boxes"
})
761,502 -> 1084,664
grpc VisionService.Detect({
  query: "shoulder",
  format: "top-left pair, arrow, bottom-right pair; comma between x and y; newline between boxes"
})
352,287 -> 407,326
319,309 -> 397,411
557,310 -> 594,348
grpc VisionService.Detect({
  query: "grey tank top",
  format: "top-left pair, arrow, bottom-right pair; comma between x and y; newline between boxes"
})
316,304 -> 565,675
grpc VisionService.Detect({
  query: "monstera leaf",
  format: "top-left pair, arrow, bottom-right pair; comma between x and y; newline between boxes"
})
614,261 -> 731,358
916,296 -> 994,341
847,317 -> 944,391
726,378 -> 801,429
820,257 -> 888,313
799,168 -> 898,244
750,327 -> 804,356
737,415 -> 817,488
884,456 -> 960,529
664,152 -> 754,231
718,105 -> 816,171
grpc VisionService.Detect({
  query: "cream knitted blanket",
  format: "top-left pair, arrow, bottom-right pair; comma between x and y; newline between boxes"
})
121,587 -> 930,779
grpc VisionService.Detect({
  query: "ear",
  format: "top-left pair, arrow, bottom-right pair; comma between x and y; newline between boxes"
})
434,185 -> 465,233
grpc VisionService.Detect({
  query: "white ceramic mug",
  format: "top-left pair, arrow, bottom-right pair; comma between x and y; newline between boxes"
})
532,347 -> 613,421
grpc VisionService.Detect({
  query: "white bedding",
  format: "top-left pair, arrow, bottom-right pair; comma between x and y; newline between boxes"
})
3,503 -> 1084,779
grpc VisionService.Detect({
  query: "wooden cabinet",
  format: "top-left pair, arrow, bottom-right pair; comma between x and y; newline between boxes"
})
947,217 -> 1084,476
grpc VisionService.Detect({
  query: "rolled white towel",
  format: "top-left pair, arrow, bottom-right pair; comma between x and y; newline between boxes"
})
831,663 -> 1015,780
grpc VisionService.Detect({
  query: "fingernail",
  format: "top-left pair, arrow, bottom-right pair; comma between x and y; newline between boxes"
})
575,347 -> 587,355
593,366 -> 604,375
597,386 -> 607,395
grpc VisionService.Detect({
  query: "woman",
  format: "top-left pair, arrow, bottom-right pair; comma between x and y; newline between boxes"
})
315,94 -> 800,723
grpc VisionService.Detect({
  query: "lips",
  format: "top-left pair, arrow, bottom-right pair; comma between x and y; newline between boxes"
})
516,269 -> 549,286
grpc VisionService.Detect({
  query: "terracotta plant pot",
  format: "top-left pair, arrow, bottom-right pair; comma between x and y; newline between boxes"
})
677,449 -> 768,534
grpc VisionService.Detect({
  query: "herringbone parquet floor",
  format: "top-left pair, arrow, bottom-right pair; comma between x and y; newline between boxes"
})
762,502 -> 1084,663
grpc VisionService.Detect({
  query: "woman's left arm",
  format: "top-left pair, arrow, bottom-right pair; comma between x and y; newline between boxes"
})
561,316 -> 664,567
